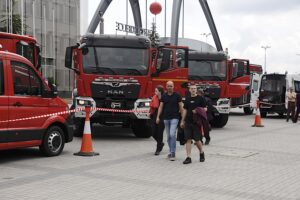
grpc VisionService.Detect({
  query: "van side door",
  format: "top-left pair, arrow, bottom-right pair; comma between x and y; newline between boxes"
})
8,60 -> 49,143
0,58 -> 9,148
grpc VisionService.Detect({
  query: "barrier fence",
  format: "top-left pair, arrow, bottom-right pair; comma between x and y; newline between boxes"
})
0,107 -> 149,124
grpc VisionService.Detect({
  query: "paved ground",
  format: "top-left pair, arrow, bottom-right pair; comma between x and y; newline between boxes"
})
1,109 -> 300,200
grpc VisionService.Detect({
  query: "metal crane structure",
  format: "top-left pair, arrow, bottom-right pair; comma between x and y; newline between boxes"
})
86,0 -> 223,51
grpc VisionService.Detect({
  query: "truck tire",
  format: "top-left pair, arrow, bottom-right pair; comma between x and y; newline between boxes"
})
210,114 -> 229,128
39,126 -> 65,157
74,118 -> 85,137
243,107 -> 254,115
131,119 -> 152,138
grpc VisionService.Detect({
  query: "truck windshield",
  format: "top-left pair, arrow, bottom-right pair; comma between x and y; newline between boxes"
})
188,60 -> 226,81
261,76 -> 285,92
82,47 -> 149,76
16,41 -> 35,65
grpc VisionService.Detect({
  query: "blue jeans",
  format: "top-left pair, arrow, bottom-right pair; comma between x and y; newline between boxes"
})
164,119 -> 179,154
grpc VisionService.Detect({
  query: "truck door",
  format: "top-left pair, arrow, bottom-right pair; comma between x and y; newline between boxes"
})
250,73 -> 261,108
8,60 -> 49,142
228,59 -> 250,98
0,59 -> 8,148
152,47 -> 188,94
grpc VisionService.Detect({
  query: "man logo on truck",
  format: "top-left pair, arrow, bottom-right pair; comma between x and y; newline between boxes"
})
107,90 -> 124,95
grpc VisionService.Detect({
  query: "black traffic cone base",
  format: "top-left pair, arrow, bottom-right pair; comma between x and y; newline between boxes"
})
74,152 -> 99,157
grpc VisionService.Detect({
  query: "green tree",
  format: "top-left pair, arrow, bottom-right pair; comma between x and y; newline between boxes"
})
0,0 -> 26,34
149,22 -> 160,48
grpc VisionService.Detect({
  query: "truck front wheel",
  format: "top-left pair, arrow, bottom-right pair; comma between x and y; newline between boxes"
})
131,119 -> 152,138
210,114 -> 229,128
40,126 -> 65,157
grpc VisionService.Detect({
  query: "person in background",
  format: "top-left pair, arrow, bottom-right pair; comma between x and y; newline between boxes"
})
293,92 -> 300,123
180,84 -> 206,164
149,85 -> 165,155
156,81 -> 183,161
286,87 -> 296,122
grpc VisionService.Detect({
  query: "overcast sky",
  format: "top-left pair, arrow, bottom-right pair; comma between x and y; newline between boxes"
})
86,0 -> 300,74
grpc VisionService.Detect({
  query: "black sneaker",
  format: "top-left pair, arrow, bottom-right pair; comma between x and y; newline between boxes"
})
205,138 -> 210,145
183,157 -> 192,164
200,152 -> 205,162
169,153 -> 176,161
154,143 -> 164,155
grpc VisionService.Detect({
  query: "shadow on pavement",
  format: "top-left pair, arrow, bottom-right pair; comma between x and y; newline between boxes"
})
0,148 -> 44,163
90,125 -> 149,141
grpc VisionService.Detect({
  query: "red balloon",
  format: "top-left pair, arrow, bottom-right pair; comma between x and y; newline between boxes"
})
150,2 -> 162,15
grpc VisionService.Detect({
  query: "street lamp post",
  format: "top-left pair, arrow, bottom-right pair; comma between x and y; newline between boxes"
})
261,45 -> 271,74
201,32 -> 211,43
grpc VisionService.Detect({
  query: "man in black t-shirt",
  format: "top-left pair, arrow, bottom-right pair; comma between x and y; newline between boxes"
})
157,81 -> 183,161
180,84 -> 206,164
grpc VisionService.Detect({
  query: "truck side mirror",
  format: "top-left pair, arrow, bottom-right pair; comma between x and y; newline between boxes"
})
51,84 -> 58,98
65,46 -> 79,74
42,84 -> 57,98
65,46 -> 73,69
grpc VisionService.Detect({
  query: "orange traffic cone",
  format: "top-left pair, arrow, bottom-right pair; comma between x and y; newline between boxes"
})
252,100 -> 264,127
74,106 -> 99,156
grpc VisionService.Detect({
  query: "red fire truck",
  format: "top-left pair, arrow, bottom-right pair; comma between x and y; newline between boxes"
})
0,32 -> 41,69
65,34 -> 251,137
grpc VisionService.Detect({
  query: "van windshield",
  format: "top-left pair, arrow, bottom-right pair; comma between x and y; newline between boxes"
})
261,76 -> 285,93
82,47 -> 149,76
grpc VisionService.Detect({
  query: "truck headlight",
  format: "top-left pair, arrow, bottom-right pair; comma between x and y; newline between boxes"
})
77,99 -> 92,106
218,100 -> 229,105
137,102 -> 150,108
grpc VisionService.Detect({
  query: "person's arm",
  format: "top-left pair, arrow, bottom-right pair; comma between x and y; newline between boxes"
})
156,102 -> 164,124
180,104 -> 187,128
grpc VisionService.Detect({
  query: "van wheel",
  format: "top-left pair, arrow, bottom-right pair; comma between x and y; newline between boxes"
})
243,107 -> 254,115
210,114 -> 229,128
40,126 -> 65,157
131,119 -> 152,138
74,118 -> 85,137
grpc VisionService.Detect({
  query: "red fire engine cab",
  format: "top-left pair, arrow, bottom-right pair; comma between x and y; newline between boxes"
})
0,32 -> 41,69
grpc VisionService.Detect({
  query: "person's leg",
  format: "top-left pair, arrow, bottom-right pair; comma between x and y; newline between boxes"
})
154,120 -> 165,155
151,117 -> 158,143
157,120 -> 165,146
203,121 -> 210,144
169,118 -> 179,157
287,102 -> 291,121
291,103 -> 296,120
192,123 -> 205,162
195,140 -> 205,162
295,107 -> 300,123
164,120 -> 171,155
186,139 -> 192,157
